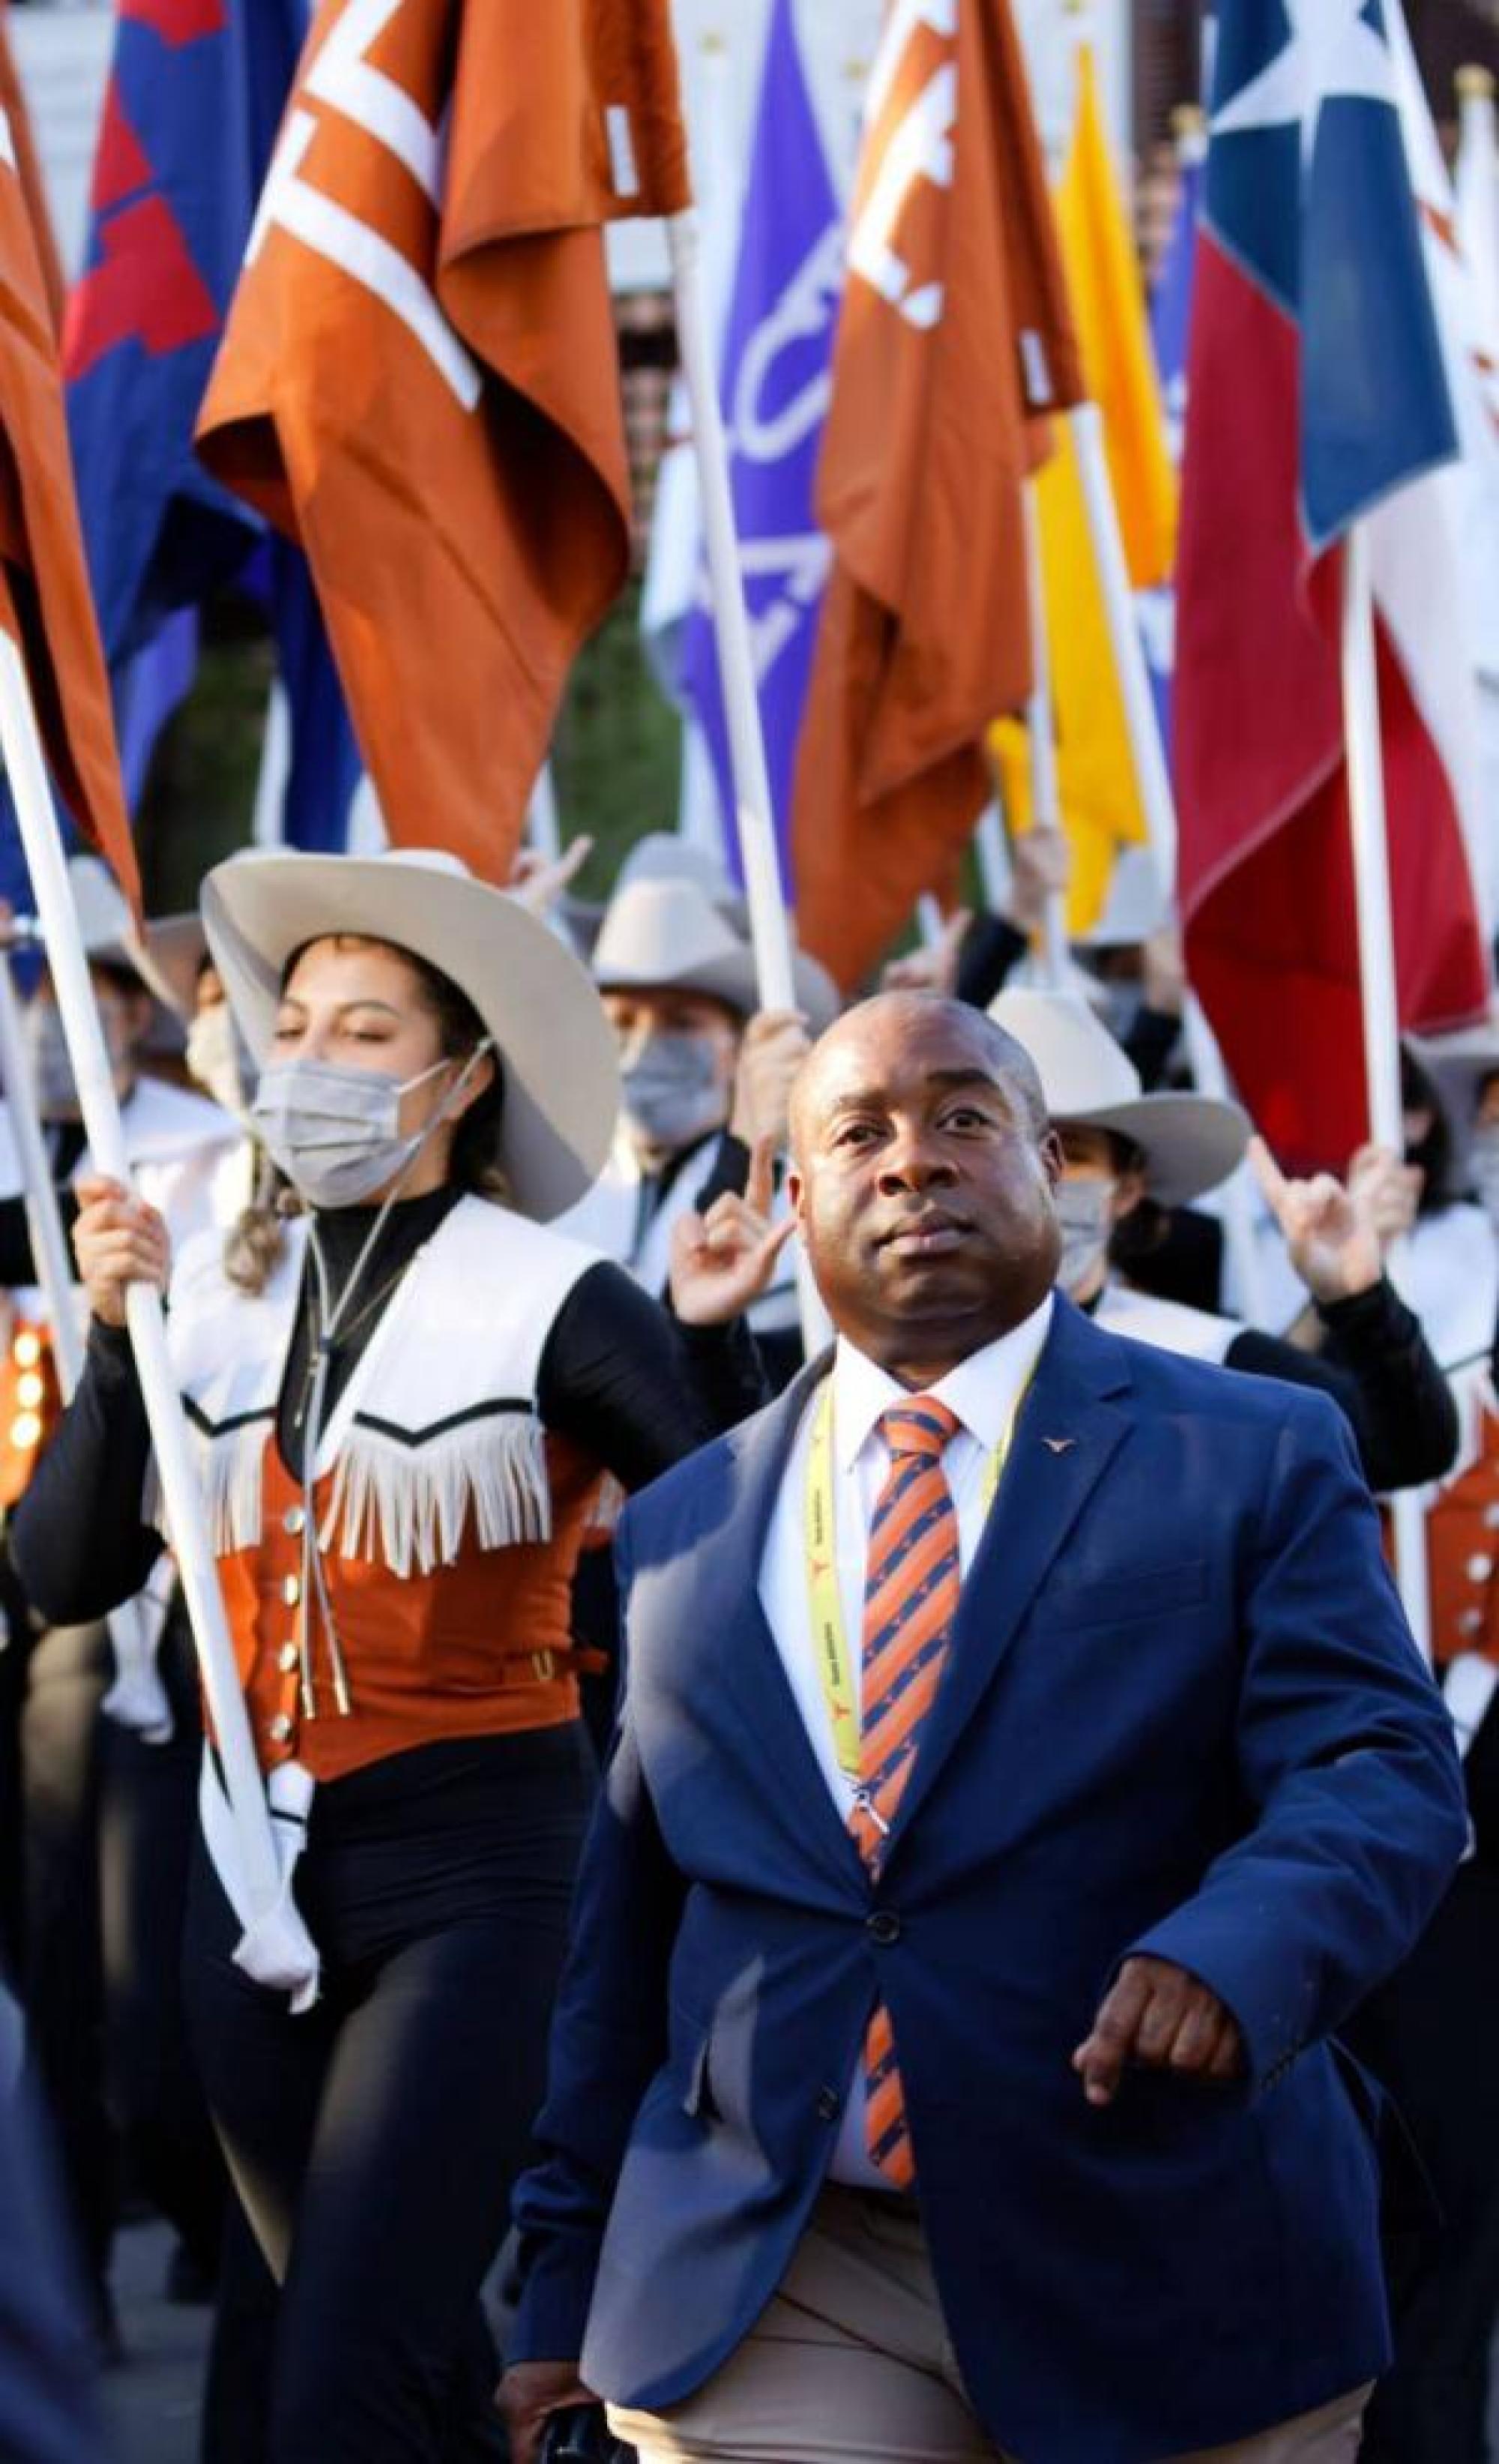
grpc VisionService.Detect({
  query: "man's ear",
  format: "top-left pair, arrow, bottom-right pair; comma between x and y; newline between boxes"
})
785,1165 -> 806,1224
1040,1129 -> 1066,1190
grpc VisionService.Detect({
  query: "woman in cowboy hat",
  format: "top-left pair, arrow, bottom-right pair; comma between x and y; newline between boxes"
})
990,989 -> 1457,1495
10,847 -> 784,2464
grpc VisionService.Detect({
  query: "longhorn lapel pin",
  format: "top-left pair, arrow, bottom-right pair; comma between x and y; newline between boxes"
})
1041,1436 -> 1077,1457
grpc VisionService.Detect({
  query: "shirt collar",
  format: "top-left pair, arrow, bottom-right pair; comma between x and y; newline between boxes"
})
830,1292 -> 1055,1474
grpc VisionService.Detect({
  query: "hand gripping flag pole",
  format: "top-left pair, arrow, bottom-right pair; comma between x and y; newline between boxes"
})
668,205 -> 831,1355
0,933 -> 172,1739
0,634 -> 320,1999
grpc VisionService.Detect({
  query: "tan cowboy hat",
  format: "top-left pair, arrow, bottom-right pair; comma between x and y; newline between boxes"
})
59,855 -> 203,1059
591,876 -> 840,1032
201,848 -> 620,1221
990,987 -> 1249,1208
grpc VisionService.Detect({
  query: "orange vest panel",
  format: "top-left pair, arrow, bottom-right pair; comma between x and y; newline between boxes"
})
218,1430 -> 599,1782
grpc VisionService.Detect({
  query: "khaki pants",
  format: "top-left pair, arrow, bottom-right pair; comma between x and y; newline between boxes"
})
608,2184 -> 1372,2464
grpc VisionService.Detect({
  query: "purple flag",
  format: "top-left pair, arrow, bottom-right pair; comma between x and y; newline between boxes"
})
680,0 -> 842,891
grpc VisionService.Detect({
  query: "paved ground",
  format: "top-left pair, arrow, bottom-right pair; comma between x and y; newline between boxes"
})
100,2223 -> 209,2464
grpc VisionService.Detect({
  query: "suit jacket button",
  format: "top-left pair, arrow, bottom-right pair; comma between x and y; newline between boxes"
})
867,1911 -> 902,1945
816,2088 -> 842,2121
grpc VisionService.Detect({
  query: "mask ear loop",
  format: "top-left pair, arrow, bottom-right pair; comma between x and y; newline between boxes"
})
293,1037 -> 498,1721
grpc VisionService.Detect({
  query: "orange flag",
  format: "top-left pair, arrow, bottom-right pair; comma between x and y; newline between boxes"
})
792,0 -> 1082,988
198,0 -> 690,884
0,2 -> 63,336
0,96 -> 136,907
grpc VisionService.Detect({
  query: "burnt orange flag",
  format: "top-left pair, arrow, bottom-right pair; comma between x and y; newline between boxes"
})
0,100 -> 136,907
198,0 -> 690,883
792,0 -> 1082,988
0,3 -> 63,335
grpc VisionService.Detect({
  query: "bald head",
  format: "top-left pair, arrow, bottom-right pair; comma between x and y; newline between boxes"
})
790,993 -> 1051,1162
785,992 -> 1062,1385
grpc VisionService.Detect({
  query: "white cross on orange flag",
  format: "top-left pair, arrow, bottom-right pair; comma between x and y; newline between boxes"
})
0,97 -> 136,906
198,0 -> 692,880
791,0 -> 1082,988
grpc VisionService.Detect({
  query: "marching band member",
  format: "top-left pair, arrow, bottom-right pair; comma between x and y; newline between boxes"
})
989,990 -> 1459,1495
10,846 -> 780,2464
561,873 -> 836,1388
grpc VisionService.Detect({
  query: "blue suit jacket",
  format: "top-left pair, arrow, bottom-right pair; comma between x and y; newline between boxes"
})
512,1301 -> 1467,2463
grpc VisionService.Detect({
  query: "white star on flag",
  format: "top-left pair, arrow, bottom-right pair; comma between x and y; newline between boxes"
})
1212,0 -> 1396,174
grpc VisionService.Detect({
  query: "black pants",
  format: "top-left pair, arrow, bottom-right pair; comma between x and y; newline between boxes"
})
19,1607 -> 223,2314
184,1723 -> 594,2464
1351,1861 -> 1499,2464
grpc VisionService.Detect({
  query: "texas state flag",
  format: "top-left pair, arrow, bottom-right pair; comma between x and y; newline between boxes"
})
1174,0 -> 1493,1172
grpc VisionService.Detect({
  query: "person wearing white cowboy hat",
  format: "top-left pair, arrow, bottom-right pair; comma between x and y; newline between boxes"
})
10,844 -> 794,2463
990,989 -> 1459,1498
0,852 -> 249,2352
561,872 -> 839,1387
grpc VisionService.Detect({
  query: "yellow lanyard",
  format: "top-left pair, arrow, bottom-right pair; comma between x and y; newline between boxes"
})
803,1374 -> 1032,1797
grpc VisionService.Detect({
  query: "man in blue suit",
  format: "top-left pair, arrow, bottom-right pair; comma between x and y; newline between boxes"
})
501,993 -> 1467,2464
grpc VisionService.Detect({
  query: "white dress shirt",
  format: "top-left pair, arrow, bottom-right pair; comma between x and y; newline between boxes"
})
757,1294 -> 1055,2184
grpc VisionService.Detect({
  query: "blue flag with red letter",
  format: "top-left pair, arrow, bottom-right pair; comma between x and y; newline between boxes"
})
1175,0 -> 1486,1172
680,0 -> 842,890
64,0 -> 361,849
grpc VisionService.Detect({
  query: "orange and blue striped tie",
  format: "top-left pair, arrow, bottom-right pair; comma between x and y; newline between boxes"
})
855,1397 -> 962,2187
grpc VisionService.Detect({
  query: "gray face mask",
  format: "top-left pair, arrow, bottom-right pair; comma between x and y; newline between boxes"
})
1054,1176 -> 1115,1300
620,1031 -> 725,1154
250,1046 -> 489,1210
22,994 -> 135,1123
22,1002 -> 79,1119
186,1003 -> 256,1116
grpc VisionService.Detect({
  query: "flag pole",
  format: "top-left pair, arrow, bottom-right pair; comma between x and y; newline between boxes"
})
1341,520 -> 1431,1655
1020,484 -> 1071,988
0,631 -> 320,1995
666,205 -> 830,1352
525,760 -> 562,864
1067,400 -> 1270,1322
0,937 -> 171,1738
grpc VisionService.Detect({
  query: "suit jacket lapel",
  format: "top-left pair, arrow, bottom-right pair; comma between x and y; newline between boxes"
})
689,1352 -> 865,1892
883,1301 -> 1133,1858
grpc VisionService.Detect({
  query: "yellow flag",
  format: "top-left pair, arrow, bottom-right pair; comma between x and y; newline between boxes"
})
993,43 -> 1174,936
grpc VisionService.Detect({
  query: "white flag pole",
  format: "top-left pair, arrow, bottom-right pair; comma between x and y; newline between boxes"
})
666,206 -> 831,1355
1020,484 -> 1072,988
525,761 -> 562,865
0,942 -> 171,1738
0,633 -> 319,1995
1068,398 -> 1271,1320
1341,522 -> 1431,1656
1070,400 -> 1177,889
0,946 -> 82,1394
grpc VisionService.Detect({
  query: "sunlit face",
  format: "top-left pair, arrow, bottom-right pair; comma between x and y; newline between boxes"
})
271,938 -> 492,1196
787,998 -> 1064,1365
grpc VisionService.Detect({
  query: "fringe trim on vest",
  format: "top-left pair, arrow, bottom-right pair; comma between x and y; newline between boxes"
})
163,1418 -> 271,1558
319,1411 -> 552,1577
